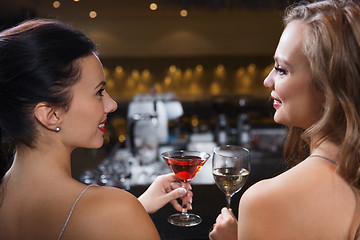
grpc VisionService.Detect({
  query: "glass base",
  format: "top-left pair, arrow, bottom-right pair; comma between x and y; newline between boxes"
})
167,213 -> 202,227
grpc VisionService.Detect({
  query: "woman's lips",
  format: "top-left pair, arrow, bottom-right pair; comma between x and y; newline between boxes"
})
273,98 -> 282,108
98,119 -> 107,133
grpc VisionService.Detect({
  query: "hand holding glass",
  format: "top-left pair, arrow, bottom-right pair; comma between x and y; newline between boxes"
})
161,150 -> 210,227
212,145 -> 250,209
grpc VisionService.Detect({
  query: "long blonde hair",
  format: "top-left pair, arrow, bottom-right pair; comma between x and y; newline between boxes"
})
283,0 -> 360,189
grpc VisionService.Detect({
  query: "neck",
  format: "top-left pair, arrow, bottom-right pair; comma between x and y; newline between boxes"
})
310,138 -> 340,163
7,142 -> 73,183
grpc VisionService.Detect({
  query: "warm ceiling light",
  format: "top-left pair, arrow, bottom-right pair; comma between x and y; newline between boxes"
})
115,66 -> 123,74
89,11 -> 97,18
169,65 -> 176,73
195,64 -> 203,72
53,1 -> 60,8
180,9 -> 188,17
150,3 -> 158,11
74,0 -> 80,2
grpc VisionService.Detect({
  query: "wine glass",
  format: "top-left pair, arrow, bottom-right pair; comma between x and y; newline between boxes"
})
212,145 -> 250,209
161,150 -> 210,227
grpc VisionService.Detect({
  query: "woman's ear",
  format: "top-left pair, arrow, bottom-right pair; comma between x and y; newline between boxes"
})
34,103 -> 61,131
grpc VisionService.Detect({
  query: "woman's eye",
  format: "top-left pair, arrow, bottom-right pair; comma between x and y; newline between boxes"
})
97,88 -> 105,97
274,66 -> 287,75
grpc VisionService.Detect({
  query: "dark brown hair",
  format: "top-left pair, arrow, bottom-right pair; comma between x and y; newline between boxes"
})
0,19 -> 96,183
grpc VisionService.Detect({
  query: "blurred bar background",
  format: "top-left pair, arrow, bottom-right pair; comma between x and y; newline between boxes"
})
0,0 -> 294,188
1,1 -> 300,238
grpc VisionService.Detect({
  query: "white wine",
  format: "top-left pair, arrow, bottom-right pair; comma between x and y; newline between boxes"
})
213,168 -> 249,196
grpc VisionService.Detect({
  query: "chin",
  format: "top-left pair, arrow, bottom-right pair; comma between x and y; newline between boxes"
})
273,113 -> 283,125
85,138 -> 104,149
273,117 -> 289,127
273,111 -> 291,126
94,141 -> 104,149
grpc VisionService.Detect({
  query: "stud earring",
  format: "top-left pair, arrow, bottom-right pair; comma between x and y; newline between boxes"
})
55,127 -> 61,132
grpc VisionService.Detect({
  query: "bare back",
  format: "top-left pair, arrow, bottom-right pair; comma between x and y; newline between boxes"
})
0,174 -> 160,240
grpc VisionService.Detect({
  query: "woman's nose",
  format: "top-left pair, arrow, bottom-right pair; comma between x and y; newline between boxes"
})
104,92 -> 118,113
263,68 -> 274,89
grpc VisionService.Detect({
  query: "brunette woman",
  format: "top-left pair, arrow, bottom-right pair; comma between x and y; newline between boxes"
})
0,19 -> 190,240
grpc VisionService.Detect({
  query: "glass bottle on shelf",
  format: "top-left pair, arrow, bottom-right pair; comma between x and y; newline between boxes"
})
237,113 -> 251,149
215,113 -> 229,146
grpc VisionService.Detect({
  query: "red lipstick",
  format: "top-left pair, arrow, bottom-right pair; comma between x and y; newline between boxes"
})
98,119 -> 107,133
273,98 -> 282,109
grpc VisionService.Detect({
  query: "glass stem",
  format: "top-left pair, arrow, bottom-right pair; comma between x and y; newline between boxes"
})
181,182 -> 189,215
226,195 -> 232,209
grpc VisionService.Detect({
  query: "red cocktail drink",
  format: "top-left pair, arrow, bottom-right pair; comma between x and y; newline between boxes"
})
161,150 -> 210,227
164,156 -> 206,183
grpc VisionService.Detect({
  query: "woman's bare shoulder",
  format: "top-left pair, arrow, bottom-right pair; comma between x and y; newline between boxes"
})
241,168 -> 300,202
64,185 -> 160,240
237,168 -> 315,239
239,176 -> 288,215
239,162 -> 333,216
238,162 -> 354,239
243,159 -> 330,199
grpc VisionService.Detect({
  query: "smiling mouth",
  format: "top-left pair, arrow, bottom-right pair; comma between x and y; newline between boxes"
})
274,99 -> 281,104
98,119 -> 107,133
272,98 -> 282,108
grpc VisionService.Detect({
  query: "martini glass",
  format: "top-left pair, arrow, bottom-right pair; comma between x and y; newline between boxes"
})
161,150 -> 210,227
212,145 -> 250,209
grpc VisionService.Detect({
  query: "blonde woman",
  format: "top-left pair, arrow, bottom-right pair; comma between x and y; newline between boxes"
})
210,0 -> 360,239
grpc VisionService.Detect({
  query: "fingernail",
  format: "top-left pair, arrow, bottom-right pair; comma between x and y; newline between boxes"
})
178,188 -> 187,195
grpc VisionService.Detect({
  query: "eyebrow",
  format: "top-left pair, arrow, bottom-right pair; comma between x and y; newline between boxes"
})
274,56 -> 291,68
94,81 -> 106,89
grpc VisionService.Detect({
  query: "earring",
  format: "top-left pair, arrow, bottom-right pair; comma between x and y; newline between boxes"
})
55,126 -> 61,132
